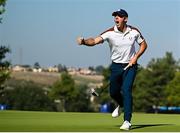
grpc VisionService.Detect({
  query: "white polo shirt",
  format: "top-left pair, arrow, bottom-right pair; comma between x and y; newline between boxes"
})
100,25 -> 144,63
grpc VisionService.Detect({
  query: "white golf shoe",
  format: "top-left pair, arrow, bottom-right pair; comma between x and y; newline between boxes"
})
120,120 -> 131,130
112,105 -> 120,118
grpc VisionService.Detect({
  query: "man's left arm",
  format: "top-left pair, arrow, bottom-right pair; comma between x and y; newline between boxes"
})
129,40 -> 148,65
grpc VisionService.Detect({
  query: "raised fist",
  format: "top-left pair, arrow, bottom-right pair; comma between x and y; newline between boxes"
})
76,37 -> 84,45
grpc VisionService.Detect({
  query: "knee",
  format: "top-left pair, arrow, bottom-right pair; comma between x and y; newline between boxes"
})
109,89 -> 119,99
110,92 -> 116,99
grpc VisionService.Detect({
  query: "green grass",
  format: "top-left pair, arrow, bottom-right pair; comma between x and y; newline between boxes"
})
0,110 -> 180,132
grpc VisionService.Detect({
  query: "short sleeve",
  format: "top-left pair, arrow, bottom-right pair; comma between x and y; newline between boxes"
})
136,32 -> 144,44
100,32 -> 110,41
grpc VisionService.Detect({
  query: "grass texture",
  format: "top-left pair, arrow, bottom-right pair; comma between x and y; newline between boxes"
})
0,110 -> 180,132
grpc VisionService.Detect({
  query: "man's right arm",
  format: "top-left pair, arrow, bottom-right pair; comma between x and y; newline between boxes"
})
77,36 -> 103,46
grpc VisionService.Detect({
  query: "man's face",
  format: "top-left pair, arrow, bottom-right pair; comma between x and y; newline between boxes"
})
114,15 -> 127,28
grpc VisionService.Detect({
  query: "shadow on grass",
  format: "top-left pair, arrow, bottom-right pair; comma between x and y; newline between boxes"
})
131,124 -> 173,130
115,124 -> 173,130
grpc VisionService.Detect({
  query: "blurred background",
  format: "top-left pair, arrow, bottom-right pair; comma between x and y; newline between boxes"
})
0,0 -> 180,113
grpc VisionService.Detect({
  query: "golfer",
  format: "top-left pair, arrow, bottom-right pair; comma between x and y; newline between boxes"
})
77,9 -> 147,130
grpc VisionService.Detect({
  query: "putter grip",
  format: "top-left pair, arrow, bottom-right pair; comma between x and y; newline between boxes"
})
124,65 -> 129,70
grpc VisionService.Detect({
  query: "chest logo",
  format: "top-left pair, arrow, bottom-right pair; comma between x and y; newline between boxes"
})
129,36 -> 133,40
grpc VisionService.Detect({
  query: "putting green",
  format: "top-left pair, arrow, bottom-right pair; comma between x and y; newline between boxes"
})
0,110 -> 180,132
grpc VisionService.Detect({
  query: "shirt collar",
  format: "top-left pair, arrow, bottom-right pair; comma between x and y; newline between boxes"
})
114,25 -> 131,35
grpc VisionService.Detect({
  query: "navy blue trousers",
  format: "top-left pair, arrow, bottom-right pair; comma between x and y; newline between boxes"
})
109,62 -> 137,122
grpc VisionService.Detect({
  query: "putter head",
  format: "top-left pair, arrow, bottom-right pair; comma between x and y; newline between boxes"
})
91,88 -> 99,97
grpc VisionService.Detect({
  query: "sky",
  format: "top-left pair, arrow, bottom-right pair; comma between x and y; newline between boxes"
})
0,0 -> 180,68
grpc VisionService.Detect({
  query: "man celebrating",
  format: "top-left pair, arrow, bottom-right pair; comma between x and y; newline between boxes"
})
77,9 -> 147,130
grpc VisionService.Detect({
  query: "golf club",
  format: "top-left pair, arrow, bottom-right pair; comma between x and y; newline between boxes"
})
124,64 -> 131,70
91,88 -> 99,97
90,82 -> 110,97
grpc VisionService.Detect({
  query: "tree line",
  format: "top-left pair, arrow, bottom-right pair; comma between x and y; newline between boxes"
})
0,45 -> 179,112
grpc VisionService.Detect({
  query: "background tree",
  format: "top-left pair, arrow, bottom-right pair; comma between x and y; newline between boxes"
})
49,72 -> 92,112
33,62 -> 41,69
133,67 -> 153,111
93,65 -> 116,112
57,64 -> 67,72
95,65 -> 105,75
97,66 -> 111,104
65,84 -> 93,112
0,46 -> 10,93
133,52 -> 178,111
0,79 -> 55,111
165,71 -> 180,106
0,0 -> 6,23
88,66 -> 94,71
0,0 -> 10,93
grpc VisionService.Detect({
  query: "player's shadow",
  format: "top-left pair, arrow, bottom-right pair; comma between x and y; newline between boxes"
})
116,124 -> 173,130
131,124 -> 172,130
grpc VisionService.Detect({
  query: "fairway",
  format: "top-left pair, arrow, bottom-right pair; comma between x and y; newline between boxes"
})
0,111 -> 180,132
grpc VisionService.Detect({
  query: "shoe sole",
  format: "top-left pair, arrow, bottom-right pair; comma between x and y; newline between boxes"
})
112,115 -> 120,118
120,126 -> 131,130
120,127 -> 130,130
120,129 -> 130,130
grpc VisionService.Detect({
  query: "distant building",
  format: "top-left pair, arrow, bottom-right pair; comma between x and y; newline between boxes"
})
12,65 -> 31,72
67,67 -> 96,75
48,66 -> 59,72
67,67 -> 79,75
11,65 -> 98,75
79,68 -> 96,75
32,68 -> 42,73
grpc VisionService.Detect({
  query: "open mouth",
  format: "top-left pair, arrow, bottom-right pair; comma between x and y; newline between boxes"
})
116,23 -> 120,27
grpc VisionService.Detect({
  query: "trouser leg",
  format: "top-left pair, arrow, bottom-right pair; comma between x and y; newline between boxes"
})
122,64 -> 137,122
109,63 -> 124,107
